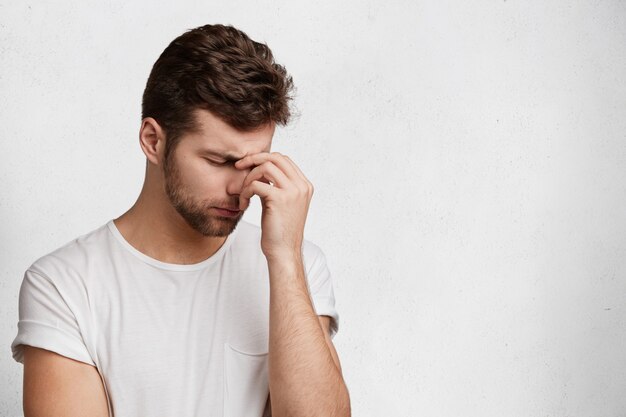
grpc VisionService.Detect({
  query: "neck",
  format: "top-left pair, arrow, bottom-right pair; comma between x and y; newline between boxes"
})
113,175 -> 227,265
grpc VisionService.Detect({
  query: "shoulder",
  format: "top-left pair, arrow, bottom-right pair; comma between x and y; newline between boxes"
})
301,238 -> 324,260
26,222 -> 110,284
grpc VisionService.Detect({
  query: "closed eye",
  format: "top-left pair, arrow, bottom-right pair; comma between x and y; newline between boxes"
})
205,158 -> 228,166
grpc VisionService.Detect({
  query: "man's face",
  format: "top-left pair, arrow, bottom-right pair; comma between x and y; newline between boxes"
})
162,109 -> 274,237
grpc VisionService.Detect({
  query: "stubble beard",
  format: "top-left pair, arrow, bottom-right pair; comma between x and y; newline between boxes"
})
163,152 -> 242,237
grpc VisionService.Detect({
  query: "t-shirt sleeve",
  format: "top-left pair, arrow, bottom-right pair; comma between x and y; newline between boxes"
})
302,242 -> 340,340
11,268 -> 95,366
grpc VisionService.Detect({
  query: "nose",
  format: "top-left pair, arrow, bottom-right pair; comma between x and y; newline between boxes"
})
227,165 -> 252,196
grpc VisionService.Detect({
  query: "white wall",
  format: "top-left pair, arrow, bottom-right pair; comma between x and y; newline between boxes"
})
2,1 -> 625,416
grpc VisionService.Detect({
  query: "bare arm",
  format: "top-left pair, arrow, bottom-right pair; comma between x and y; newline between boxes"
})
267,255 -> 351,417
22,345 -> 109,417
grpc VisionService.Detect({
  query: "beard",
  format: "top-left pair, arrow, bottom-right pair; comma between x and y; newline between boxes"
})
163,151 -> 242,237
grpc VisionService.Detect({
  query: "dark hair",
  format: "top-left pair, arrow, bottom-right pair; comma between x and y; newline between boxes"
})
141,23 -> 296,161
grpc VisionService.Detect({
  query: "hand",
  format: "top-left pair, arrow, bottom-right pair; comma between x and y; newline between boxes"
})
235,152 -> 314,261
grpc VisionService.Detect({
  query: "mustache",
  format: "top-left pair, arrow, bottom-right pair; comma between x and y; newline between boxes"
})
212,201 -> 241,210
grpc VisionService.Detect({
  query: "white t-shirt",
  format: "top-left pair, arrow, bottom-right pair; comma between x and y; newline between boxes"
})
11,219 -> 339,417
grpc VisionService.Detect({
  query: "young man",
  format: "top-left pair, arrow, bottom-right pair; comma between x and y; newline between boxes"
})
11,24 -> 350,417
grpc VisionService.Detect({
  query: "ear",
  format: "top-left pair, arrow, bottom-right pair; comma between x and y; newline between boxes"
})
139,117 -> 166,166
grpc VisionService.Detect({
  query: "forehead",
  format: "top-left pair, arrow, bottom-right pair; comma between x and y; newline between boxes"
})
183,108 -> 274,156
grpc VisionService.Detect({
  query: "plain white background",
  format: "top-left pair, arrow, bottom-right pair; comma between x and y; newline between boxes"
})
2,1 -> 625,416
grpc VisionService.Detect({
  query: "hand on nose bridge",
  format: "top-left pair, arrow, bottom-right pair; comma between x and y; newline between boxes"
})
232,165 -> 251,191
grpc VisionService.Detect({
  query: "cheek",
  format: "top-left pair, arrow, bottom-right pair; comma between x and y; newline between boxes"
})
187,163 -> 228,189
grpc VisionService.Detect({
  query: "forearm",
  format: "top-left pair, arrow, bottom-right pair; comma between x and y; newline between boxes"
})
267,253 -> 350,417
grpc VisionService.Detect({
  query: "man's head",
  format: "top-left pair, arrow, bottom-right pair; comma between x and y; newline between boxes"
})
138,24 -> 294,237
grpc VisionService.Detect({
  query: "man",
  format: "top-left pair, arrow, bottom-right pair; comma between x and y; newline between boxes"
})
11,23 -> 350,417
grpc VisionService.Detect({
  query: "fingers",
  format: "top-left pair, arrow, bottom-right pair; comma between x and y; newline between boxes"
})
238,161 -> 290,210
241,160 -> 290,190
240,180 -> 275,210
282,155 -> 313,191
236,151 -> 314,210
237,152 -> 313,193
235,152 -> 299,182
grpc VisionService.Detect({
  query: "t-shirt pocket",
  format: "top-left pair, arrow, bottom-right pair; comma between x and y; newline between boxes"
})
223,342 -> 269,417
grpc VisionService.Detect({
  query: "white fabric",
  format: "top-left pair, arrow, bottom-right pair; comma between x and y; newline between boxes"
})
11,219 -> 339,417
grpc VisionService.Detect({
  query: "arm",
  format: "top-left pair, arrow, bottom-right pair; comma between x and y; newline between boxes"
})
235,151 -> 350,416
264,315 -> 346,417
318,315 -> 344,375
267,255 -> 351,417
23,345 -> 109,417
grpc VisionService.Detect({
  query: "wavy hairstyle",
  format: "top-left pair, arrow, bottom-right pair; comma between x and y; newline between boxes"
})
141,23 -> 295,162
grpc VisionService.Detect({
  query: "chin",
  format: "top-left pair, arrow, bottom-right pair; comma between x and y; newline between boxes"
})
196,216 -> 240,237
